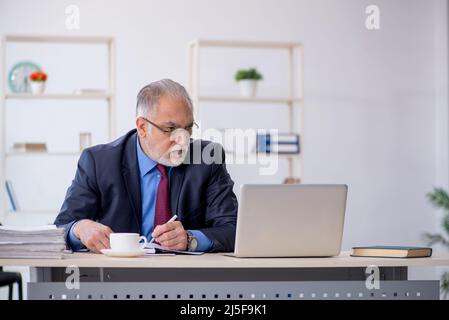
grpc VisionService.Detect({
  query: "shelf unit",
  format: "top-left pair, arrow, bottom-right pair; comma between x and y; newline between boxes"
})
187,39 -> 304,180
0,34 -> 116,222
5,93 -> 112,100
6,152 -> 81,157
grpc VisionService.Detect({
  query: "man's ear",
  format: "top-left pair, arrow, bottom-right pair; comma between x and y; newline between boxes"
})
136,117 -> 147,138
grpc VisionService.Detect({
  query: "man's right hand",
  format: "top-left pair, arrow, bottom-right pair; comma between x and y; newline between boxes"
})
72,219 -> 113,253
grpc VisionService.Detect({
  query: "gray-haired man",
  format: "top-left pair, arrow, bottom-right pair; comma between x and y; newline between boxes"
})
54,79 -> 238,253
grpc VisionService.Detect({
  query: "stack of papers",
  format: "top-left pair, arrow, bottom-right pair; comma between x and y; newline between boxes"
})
0,225 -> 66,259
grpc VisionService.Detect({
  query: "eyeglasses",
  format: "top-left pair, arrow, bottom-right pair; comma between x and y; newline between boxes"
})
141,117 -> 199,135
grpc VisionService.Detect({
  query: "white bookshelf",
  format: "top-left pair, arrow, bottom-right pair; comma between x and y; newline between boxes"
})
187,39 -> 304,180
197,96 -> 303,104
6,152 -> 80,157
0,34 -> 116,222
5,93 -> 112,100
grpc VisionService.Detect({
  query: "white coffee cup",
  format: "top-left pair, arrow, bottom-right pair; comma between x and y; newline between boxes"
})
109,233 -> 147,252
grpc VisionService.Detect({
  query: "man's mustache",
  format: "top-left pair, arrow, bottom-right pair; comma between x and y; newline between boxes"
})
169,143 -> 189,153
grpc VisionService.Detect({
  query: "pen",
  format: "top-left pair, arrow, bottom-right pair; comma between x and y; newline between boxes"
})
149,214 -> 178,244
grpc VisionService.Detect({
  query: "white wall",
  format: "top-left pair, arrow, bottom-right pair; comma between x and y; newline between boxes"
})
0,0 -> 448,296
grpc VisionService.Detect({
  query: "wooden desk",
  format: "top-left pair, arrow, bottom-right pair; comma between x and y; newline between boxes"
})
1,252 -> 448,300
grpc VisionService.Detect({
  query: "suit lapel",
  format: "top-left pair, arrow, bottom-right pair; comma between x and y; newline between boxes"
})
169,165 -> 186,219
169,139 -> 195,220
121,131 -> 142,232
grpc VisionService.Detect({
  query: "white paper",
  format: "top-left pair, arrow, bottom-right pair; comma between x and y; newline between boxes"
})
0,225 -> 57,231
0,224 -> 65,259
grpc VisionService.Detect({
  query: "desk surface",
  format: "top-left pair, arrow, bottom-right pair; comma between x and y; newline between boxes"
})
1,252 -> 449,268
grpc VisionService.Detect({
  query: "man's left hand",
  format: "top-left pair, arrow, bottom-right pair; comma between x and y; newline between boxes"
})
151,221 -> 188,251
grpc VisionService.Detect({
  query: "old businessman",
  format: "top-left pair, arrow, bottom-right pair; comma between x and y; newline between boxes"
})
54,79 -> 238,253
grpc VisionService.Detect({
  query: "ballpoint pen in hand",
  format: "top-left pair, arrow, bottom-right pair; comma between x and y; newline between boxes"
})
149,214 -> 178,244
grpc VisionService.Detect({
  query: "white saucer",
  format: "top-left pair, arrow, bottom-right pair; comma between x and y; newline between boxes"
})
101,248 -> 146,257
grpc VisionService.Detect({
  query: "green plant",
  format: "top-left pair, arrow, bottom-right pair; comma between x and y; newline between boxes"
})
234,68 -> 263,81
424,187 -> 449,298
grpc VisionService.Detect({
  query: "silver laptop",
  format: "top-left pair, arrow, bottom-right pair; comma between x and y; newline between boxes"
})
228,184 -> 347,258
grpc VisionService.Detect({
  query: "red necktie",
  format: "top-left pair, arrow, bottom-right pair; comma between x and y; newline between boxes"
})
154,164 -> 172,227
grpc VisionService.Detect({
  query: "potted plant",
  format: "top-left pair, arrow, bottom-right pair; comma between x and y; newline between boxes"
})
423,187 -> 449,298
234,68 -> 263,97
29,71 -> 47,94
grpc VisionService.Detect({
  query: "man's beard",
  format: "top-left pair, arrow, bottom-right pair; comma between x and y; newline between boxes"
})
144,139 -> 189,167
158,146 -> 189,167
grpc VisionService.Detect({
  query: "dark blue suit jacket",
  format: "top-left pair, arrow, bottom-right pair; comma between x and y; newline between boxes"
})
54,129 -> 238,252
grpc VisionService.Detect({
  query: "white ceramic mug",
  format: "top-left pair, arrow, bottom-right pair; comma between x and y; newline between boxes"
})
109,233 -> 147,252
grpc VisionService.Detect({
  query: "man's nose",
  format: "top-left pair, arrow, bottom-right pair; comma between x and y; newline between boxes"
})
172,129 -> 190,145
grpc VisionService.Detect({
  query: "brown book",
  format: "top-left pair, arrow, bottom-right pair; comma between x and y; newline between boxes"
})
351,246 -> 432,258
13,143 -> 47,152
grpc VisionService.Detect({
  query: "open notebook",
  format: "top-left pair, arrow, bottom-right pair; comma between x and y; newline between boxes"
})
144,242 -> 204,255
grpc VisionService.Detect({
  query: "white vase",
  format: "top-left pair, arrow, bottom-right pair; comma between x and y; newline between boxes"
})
238,79 -> 258,97
30,81 -> 45,94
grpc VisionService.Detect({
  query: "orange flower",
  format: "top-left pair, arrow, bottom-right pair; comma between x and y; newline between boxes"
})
30,71 -> 47,82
